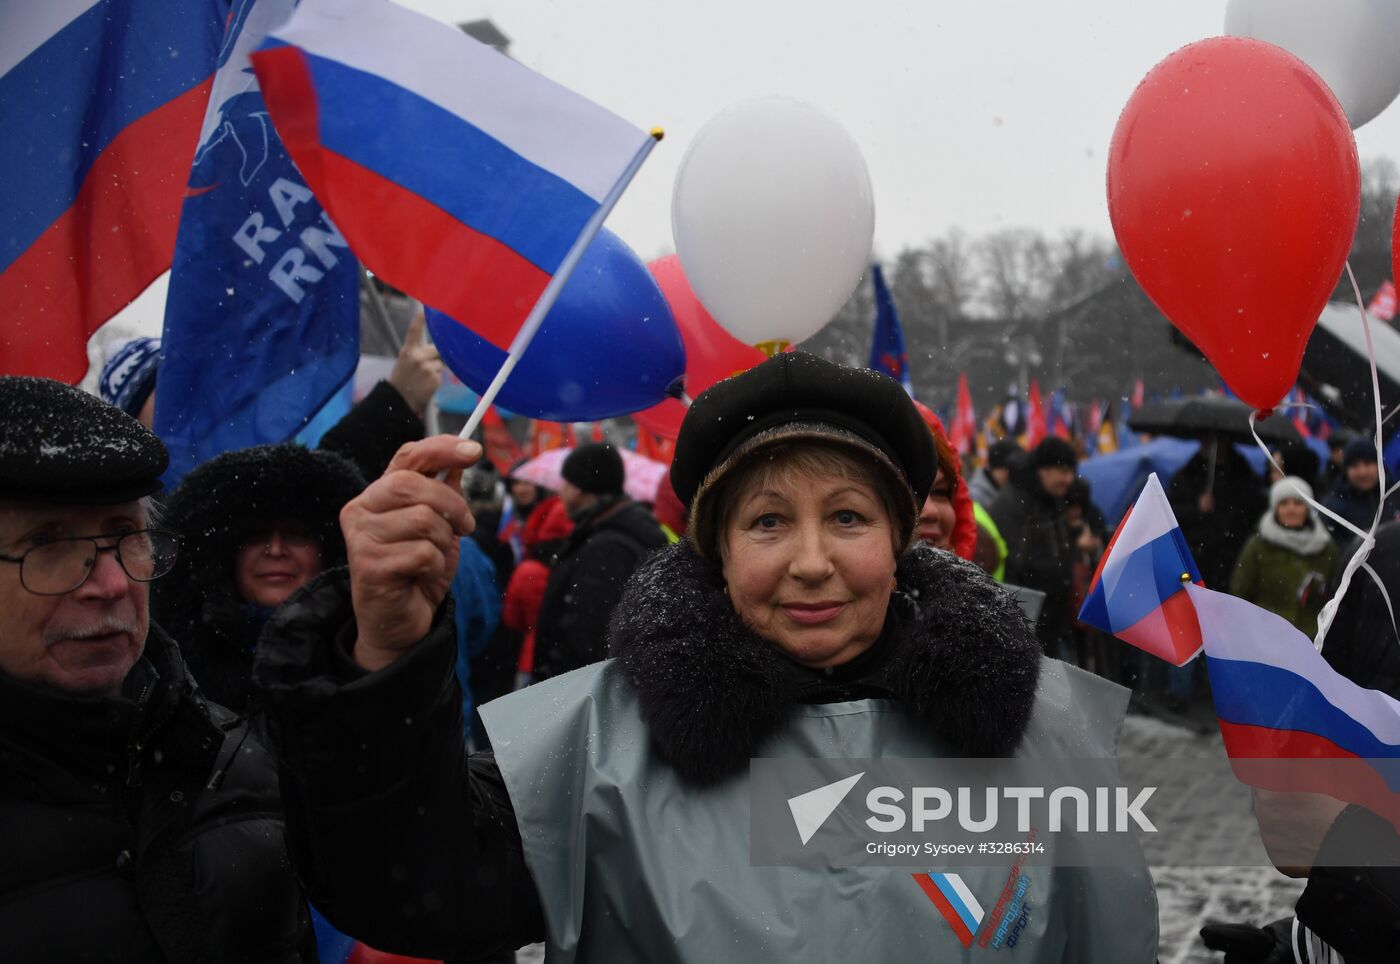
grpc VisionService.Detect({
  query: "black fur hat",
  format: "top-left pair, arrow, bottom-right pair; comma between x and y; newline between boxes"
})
154,444 -> 365,643
669,352 -> 935,558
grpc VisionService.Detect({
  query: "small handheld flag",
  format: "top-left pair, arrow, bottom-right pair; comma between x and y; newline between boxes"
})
1078,473 -> 1204,666
1084,474 -> 1400,829
251,0 -> 660,442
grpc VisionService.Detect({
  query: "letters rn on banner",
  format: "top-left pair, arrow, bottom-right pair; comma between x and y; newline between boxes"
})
0,0 -> 223,381
156,0 -> 361,485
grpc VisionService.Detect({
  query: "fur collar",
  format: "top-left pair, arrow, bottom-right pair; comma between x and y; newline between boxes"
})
609,541 -> 1043,786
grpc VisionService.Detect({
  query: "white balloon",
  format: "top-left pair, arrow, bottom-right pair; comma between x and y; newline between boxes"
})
1226,0 -> 1400,129
671,97 -> 875,347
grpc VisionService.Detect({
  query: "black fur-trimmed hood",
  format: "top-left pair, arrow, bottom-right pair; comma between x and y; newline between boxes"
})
153,444 -> 365,652
609,541 -> 1042,786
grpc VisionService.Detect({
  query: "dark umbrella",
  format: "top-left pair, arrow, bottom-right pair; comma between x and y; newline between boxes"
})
1128,396 -> 1302,445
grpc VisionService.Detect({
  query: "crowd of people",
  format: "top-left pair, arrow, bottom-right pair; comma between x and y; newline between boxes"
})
2,342 -> 1399,961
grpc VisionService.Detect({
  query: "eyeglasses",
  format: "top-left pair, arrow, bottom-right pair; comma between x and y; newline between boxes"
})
0,529 -> 180,596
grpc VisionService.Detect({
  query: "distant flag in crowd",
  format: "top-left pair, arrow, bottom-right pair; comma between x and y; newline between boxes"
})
1130,378 -> 1145,409
1084,476 -> 1400,831
530,420 -> 568,456
868,264 -> 915,397
1078,473 -> 1204,666
1369,279 -> 1397,322
1084,400 -> 1107,455
1116,397 -> 1139,451
1048,387 -> 1073,441
1,0 -> 224,380
250,0 -> 659,364
156,0 -> 362,485
949,373 -> 976,455
480,405 -> 523,472
1025,381 -> 1047,448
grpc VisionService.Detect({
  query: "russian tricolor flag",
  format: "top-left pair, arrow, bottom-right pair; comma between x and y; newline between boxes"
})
1083,475 -> 1400,830
913,872 -> 984,948
250,0 -> 656,353
1189,583 -> 1400,829
1078,473 -> 1204,666
1,0 -> 223,381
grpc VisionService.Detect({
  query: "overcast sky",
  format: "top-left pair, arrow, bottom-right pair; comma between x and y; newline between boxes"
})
406,0 -> 1400,260
105,0 -> 1399,355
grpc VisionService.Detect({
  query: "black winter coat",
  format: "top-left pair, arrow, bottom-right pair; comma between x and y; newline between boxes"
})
532,497 -> 666,680
317,379 -> 424,482
0,626 -> 315,963
1321,479 -> 1400,546
988,472 -> 1073,649
252,544 -> 1041,960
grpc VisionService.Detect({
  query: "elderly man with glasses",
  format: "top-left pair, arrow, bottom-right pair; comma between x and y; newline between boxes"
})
0,377 -> 316,962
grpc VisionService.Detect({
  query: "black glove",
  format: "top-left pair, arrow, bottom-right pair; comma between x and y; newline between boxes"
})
1200,919 -> 1296,964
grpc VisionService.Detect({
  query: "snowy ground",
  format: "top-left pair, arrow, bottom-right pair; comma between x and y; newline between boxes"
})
513,713 -> 1301,963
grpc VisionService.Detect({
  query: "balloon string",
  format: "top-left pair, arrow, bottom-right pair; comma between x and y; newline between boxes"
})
1308,262 -> 1389,653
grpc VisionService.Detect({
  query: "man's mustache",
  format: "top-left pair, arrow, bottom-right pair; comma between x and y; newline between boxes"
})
44,616 -> 140,647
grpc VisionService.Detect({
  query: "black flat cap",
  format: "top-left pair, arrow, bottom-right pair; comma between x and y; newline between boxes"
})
0,376 -> 168,504
671,352 -> 935,532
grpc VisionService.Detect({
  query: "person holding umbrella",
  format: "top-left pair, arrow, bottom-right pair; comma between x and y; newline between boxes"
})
1129,396 -> 1281,593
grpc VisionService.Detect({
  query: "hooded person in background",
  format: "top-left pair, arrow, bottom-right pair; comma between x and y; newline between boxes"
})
989,437 -> 1079,655
0,377 -> 314,961
532,442 -> 667,681
1230,477 -> 1340,639
1321,437 -> 1400,544
154,443 -> 365,714
911,405 -> 978,562
502,496 -> 573,688
967,437 -> 1022,508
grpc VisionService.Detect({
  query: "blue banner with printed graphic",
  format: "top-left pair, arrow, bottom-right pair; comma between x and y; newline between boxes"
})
156,0 -> 359,485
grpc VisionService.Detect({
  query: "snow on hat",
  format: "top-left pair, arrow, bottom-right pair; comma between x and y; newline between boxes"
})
98,337 -> 161,418
0,376 -> 168,504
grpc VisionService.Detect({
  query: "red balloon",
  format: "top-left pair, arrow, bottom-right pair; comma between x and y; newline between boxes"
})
1392,199 -> 1398,293
1108,37 -> 1359,412
633,256 -> 767,439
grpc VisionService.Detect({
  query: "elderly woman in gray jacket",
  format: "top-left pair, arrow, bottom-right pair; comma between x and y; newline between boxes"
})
256,352 -> 1158,962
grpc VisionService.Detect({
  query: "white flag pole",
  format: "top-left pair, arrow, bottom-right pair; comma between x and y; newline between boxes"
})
451,129 -> 664,452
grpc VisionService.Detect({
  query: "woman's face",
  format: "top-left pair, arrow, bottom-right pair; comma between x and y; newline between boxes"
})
721,470 -> 897,669
509,478 -> 541,507
234,519 -> 324,609
1275,497 -> 1309,530
917,468 -> 956,551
